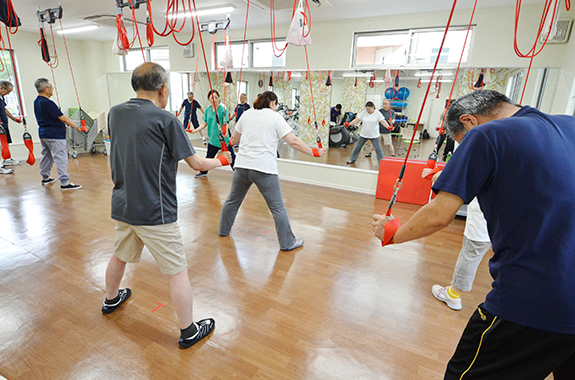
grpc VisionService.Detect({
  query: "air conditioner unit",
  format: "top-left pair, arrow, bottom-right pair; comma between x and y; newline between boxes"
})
541,19 -> 573,44
183,43 -> 194,58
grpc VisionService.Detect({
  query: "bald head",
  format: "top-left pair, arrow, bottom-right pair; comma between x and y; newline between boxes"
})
131,62 -> 169,92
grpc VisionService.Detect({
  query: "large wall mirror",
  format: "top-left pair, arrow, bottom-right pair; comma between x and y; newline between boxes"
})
107,67 -> 559,171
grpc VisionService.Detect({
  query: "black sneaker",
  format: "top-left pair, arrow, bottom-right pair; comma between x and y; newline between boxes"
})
178,318 -> 215,349
102,288 -> 131,314
42,177 -> 56,185
61,183 -> 82,190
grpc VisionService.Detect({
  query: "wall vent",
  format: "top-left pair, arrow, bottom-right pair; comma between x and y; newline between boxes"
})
541,19 -> 573,44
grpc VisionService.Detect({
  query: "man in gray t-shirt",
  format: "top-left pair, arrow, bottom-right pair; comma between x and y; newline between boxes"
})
379,99 -> 396,156
102,62 -> 232,349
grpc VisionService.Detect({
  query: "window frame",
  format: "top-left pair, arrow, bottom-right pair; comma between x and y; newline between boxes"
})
352,26 -> 475,70
0,49 -> 25,117
120,46 -> 171,72
214,38 -> 287,70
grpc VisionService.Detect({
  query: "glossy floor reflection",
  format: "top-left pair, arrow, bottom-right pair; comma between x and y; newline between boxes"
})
1,154 -> 502,379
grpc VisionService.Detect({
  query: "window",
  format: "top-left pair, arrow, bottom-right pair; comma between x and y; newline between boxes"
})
353,27 -> 474,68
121,46 -> 170,71
169,72 -> 190,112
409,28 -> 472,64
252,41 -> 286,68
214,40 -> 286,70
215,43 -> 249,69
0,50 -> 24,117
355,31 -> 410,66
237,81 -> 248,101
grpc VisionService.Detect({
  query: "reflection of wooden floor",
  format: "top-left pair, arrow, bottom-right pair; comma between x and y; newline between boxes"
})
0,154 -> 505,380
276,137 -> 438,171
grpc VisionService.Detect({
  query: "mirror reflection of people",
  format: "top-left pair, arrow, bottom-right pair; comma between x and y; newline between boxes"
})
345,101 -> 389,166
177,91 -> 205,144
373,90 -> 575,379
229,93 -> 251,123
366,99 -> 396,158
190,89 -> 236,178
330,103 -> 342,124
0,80 -> 23,167
104,62 -> 232,349
219,91 -> 326,251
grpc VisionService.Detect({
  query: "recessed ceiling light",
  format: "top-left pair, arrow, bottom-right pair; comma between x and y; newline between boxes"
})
56,25 -> 98,35
167,6 -> 235,19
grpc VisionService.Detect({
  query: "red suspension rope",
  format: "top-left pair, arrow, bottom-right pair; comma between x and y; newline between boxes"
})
385,0 -> 459,217
514,0 -> 570,103
191,0 -> 229,152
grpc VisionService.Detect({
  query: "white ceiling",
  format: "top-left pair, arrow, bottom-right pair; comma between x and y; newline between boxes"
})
14,0 -> 541,41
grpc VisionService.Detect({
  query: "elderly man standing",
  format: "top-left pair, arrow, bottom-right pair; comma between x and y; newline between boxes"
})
373,90 -> 575,379
0,80 -> 23,168
102,62 -> 232,349
33,78 -> 83,190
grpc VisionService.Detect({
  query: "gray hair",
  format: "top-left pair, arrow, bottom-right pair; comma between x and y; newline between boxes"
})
131,62 -> 169,92
0,80 -> 13,90
445,90 -> 514,137
34,78 -> 51,93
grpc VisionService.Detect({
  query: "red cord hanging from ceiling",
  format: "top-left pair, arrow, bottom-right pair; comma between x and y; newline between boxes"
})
384,0 -> 459,219
270,0 -> 299,57
514,0 -> 570,103
146,0 -> 195,46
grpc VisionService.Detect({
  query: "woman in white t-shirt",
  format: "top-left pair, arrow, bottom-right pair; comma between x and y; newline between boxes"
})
345,101 -> 389,166
219,91 -> 326,251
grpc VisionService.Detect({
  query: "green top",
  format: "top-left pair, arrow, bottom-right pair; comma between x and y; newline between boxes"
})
203,104 -> 229,146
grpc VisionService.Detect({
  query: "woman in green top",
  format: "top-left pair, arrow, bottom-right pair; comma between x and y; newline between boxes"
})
191,89 -> 236,178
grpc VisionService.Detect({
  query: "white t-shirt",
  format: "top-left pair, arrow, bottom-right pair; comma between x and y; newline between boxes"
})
234,108 -> 293,175
357,110 -> 385,139
464,197 -> 491,242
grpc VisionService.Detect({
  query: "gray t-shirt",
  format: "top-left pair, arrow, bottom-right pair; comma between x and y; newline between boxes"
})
109,98 -> 196,225
379,108 -> 396,134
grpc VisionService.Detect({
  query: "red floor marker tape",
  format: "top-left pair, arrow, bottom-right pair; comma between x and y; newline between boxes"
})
152,303 -> 165,312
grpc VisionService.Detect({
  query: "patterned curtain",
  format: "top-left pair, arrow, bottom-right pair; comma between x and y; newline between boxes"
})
455,68 -> 523,98
208,72 -> 238,116
298,71 -> 331,145
272,72 -> 293,106
342,77 -> 368,115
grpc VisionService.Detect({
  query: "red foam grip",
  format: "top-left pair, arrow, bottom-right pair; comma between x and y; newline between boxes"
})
424,166 -> 442,180
381,218 -> 401,247
24,137 -> 35,166
0,133 -> 10,160
427,159 -> 436,169
312,148 -> 320,157
216,155 -> 230,166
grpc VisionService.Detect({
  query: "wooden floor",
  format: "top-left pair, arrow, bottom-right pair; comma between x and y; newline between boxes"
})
0,153 -> 503,379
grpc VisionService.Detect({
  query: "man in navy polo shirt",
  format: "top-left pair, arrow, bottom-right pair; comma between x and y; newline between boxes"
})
373,90 -> 575,379
33,78 -> 83,190
230,93 -> 250,123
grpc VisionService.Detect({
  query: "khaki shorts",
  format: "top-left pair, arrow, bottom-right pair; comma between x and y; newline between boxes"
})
114,221 -> 187,276
380,133 -> 392,146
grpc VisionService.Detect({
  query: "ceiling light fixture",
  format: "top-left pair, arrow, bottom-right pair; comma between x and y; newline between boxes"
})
167,6 -> 235,19
415,72 -> 454,77
421,79 -> 453,83
56,25 -> 98,35
342,73 -> 373,77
